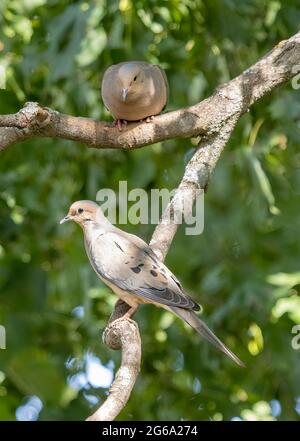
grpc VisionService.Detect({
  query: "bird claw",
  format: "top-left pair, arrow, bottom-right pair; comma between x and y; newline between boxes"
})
114,119 -> 128,131
112,316 -> 136,326
140,116 -> 155,123
114,304 -> 138,322
115,116 -> 154,130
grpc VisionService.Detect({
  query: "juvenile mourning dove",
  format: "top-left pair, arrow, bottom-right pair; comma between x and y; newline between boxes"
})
101,61 -> 168,129
60,200 -> 244,367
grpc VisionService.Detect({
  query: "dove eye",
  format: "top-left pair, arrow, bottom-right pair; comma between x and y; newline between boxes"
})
133,75 -> 137,81
78,208 -> 84,214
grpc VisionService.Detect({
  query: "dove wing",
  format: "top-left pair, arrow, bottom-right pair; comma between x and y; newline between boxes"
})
154,65 -> 169,110
87,230 -> 200,311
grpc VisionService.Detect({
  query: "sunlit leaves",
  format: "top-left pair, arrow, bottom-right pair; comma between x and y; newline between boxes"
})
241,400 -> 275,421
247,323 -> 264,356
272,295 -> 300,324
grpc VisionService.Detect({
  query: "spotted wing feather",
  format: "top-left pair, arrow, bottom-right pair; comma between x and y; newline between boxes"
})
87,230 -> 200,311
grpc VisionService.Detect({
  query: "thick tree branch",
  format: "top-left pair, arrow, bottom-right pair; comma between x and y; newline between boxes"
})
0,32 -> 300,152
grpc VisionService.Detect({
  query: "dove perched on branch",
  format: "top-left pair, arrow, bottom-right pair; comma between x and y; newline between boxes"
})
101,61 -> 168,130
60,200 -> 244,367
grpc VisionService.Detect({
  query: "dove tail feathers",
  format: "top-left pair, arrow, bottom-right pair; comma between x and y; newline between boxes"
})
169,306 -> 245,367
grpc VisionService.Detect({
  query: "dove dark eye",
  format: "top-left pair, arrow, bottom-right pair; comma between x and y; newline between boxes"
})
78,208 -> 84,214
133,75 -> 137,81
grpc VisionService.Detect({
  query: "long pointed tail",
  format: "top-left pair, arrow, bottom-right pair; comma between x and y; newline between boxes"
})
169,306 -> 245,367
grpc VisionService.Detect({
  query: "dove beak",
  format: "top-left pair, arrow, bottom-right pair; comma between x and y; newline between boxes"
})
60,215 -> 72,224
122,88 -> 128,102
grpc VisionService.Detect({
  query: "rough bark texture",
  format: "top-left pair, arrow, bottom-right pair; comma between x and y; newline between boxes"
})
1,32 -> 300,421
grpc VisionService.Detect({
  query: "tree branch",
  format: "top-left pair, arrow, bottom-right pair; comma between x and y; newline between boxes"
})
0,32 -> 300,152
149,114 -> 239,260
86,300 -> 141,421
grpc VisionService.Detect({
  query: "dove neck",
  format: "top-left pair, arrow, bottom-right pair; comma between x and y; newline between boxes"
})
82,214 -> 113,239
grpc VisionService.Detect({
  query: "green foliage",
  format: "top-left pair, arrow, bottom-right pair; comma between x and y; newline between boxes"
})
0,0 -> 300,421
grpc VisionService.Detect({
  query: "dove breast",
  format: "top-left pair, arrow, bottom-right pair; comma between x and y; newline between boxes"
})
101,61 -> 168,121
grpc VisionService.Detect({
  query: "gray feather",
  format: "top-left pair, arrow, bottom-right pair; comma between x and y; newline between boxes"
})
169,306 -> 245,367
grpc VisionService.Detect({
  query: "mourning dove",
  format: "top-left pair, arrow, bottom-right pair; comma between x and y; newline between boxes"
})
60,200 -> 244,367
101,61 -> 168,129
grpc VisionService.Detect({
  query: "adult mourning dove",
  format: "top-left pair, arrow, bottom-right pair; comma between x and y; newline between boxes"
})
101,61 -> 168,129
60,200 -> 244,367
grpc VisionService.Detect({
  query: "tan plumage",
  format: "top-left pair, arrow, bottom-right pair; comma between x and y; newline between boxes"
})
101,61 -> 168,122
60,200 -> 244,367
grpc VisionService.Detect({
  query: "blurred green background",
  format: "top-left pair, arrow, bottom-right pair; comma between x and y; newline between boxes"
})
0,0 -> 300,421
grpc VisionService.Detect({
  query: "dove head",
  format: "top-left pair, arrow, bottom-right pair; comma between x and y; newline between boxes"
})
60,200 -> 110,228
117,63 -> 146,102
